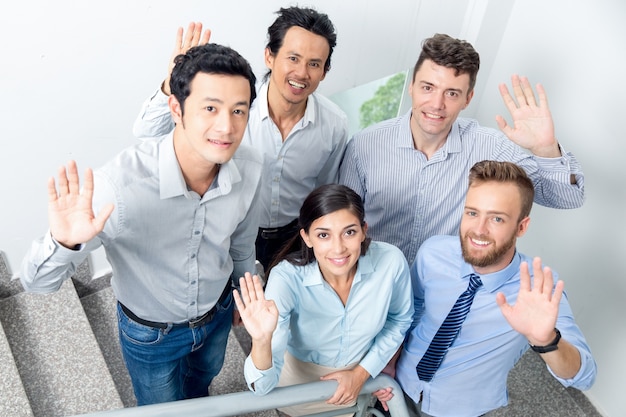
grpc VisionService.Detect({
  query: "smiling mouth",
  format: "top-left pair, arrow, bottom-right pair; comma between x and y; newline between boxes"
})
288,80 -> 306,89
208,139 -> 232,146
424,112 -> 443,119
470,237 -> 491,247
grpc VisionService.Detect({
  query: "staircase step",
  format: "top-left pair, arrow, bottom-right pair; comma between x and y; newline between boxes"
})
81,285 -> 278,416
0,319 -> 34,416
0,280 -> 123,417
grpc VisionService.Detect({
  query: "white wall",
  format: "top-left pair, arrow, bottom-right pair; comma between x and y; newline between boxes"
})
471,1 -> 625,415
0,0 -> 623,415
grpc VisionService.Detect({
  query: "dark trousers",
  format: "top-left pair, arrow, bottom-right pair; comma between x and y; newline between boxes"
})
256,220 -> 300,271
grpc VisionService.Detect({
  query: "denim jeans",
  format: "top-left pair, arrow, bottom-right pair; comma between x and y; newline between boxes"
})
116,292 -> 233,406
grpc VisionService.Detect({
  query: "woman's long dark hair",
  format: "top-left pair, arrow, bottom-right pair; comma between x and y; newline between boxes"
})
266,184 -> 371,276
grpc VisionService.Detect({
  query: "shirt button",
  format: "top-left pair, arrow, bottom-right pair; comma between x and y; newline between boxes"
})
190,301 -> 196,306
194,230 -> 200,235
191,254 -> 196,259
190,281 -> 196,285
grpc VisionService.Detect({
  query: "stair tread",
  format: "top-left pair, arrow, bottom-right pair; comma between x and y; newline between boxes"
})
0,280 -> 123,417
0,319 -> 34,416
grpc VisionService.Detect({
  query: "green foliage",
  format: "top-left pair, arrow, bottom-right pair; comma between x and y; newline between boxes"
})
359,72 -> 407,129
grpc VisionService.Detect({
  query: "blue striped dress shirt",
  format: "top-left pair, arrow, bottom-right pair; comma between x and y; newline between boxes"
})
339,110 -> 585,263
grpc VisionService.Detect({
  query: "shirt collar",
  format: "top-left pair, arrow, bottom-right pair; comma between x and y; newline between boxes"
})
158,133 -> 241,200
460,250 -> 523,293
258,81 -> 316,125
399,110 -> 463,155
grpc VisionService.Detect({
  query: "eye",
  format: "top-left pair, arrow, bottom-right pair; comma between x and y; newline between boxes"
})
289,56 -> 298,62
345,229 -> 357,236
466,210 -> 477,217
309,62 -> 320,68
493,216 -> 504,223
447,91 -> 459,98
233,109 -> 247,116
317,232 -> 328,239
422,85 -> 432,92
205,106 -> 216,112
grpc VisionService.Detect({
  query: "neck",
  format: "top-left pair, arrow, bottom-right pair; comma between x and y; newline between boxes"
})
173,133 -> 220,196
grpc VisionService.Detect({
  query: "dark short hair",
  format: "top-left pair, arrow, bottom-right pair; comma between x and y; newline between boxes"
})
468,160 -> 534,221
264,6 -> 337,82
412,33 -> 480,93
268,184 -> 371,273
170,43 -> 257,114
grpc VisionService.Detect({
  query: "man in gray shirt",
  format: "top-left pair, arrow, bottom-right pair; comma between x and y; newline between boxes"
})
20,43 -> 262,406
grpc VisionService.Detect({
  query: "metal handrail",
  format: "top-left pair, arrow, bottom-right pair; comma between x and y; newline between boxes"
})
74,374 -> 409,417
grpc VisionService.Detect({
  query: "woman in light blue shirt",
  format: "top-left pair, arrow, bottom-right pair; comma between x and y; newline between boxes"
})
235,184 -> 413,416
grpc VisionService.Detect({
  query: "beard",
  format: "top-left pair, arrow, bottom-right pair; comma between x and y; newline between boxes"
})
460,231 -> 517,268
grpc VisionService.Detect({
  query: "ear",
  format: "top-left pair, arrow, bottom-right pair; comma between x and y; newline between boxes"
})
299,228 -> 312,248
516,216 -> 531,238
264,48 -> 274,69
168,94 -> 183,126
464,89 -> 475,109
361,222 -> 368,240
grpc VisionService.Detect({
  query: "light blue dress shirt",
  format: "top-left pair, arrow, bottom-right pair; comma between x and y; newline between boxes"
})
244,241 -> 414,395
133,82 -> 349,228
21,134 -> 262,323
395,235 -> 597,417
339,110 -> 585,263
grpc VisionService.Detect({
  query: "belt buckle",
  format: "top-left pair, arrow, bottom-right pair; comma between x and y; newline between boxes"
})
261,228 -> 279,239
187,310 -> 214,328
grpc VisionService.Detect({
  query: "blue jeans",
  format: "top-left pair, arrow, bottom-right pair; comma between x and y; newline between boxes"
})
116,292 -> 233,406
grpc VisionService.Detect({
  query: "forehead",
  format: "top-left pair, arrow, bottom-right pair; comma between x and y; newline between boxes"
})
464,182 -> 522,216
188,72 -> 250,104
311,208 -> 360,229
278,26 -> 330,59
413,59 -> 470,90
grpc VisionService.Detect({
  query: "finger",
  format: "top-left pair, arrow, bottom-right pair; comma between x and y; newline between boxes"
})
66,160 -> 81,196
519,76 -> 538,107
233,287 -> 246,311
94,203 -> 114,232
190,22 -> 203,46
498,82 -> 518,114
511,74 -> 528,106
201,28 -> 211,45
47,177 -> 58,203
552,279 -> 565,306
519,261 -> 532,292
535,82 -> 549,109
251,274 -> 265,300
540,263 -> 555,296
81,167 -> 94,202
174,26 -> 184,51
182,22 -> 196,49
531,257 -> 546,294
56,164 -> 70,197
238,276 -> 252,304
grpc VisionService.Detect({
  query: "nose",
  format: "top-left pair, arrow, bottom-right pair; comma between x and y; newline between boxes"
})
214,110 -> 234,134
294,61 -> 309,79
331,236 -> 346,253
475,217 -> 489,235
432,92 -> 445,109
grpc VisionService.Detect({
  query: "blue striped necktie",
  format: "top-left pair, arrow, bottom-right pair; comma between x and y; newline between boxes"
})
416,273 -> 483,382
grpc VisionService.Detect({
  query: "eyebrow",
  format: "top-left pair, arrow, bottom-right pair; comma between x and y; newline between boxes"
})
202,97 -> 249,107
465,206 -> 511,217
313,223 -> 359,231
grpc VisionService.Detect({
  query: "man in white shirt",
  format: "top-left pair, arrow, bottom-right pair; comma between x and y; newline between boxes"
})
134,7 -> 349,271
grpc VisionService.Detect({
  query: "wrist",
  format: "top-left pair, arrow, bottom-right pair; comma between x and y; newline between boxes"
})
529,328 -> 561,353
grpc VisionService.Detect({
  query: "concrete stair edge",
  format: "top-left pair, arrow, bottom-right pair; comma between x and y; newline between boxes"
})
0,279 -> 124,417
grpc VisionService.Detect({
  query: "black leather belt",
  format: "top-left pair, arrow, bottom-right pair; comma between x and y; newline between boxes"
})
259,219 -> 299,240
119,283 -> 231,329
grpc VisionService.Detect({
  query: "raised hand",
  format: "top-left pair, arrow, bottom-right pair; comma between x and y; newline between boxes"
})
162,22 -> 212,95
233,272 -> 278,343
496,75 -> 560,158
48,160 -> 114,249
496,257 -> 564,346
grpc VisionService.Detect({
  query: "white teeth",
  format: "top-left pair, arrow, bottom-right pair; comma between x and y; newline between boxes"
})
471,238 -> 490,246
425,112 -> 442,119
289,80 -> 305,89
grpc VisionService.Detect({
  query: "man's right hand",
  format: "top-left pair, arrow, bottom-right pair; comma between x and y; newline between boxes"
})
48,160 -> 114,249
162,22 -> 212,96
